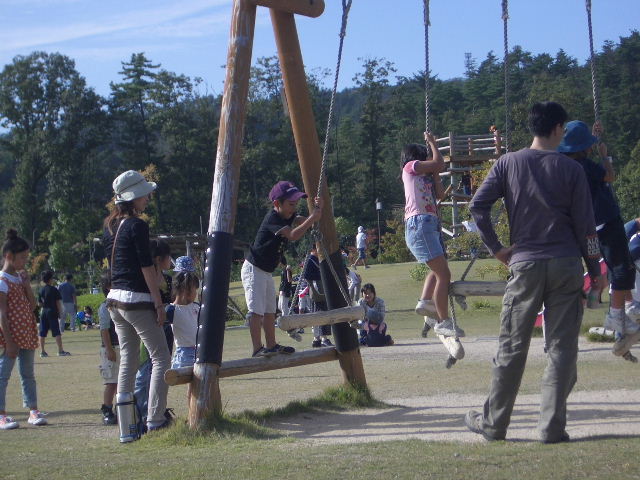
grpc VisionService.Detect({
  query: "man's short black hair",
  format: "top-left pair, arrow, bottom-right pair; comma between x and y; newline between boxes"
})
41,270 -> 54,283
528,101 -> 568,137
65,273 -> 73,281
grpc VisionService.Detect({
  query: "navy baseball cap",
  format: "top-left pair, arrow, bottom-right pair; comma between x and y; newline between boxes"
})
268,181 -> 308,202
558,120 -> 598,153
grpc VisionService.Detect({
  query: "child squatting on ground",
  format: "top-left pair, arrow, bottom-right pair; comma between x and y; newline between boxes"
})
242,180 -> 323,357
0,229 -> 48,430
402,132 -> 464,338
358,283 -> 393,346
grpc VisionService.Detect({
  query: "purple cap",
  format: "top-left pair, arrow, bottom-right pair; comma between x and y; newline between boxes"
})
268,181 -> 308,202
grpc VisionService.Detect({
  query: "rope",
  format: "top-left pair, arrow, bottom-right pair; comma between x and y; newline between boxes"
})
585,0 -> 601,124
316,0 -> 352,200
423,0 -> 431,136
501,0 -> 510,152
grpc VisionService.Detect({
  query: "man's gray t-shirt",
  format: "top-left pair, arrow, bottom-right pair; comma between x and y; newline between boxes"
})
58,281 -> 76,304
470,148 -> 600,277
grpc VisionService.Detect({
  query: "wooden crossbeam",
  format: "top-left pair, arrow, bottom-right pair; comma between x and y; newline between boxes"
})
250,0 -> 324,17
278,305 -> 364,331
166,347 -> 339,386
450,281 -> 506,297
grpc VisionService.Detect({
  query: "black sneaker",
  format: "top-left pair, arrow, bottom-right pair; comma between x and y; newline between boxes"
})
147,420 -> 171,432
321,338 -> 333,347
164,408 -> 176,423
101,404 -> 117,426
541,431 -> 570,444
252,346 -> 267,357
312,339 -> 322,348
264,344 -> 295,355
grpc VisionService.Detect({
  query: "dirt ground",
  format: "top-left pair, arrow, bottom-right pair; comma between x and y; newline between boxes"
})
268,337 -> 640,444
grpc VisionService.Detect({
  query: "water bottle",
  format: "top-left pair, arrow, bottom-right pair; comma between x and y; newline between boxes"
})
586,287 -> 599,309
116,392 -> 138,443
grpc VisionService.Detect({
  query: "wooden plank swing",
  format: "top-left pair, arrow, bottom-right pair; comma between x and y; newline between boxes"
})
170,0 -> 367,429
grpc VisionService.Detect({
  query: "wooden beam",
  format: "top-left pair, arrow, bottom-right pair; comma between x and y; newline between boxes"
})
166,348 -> 339,386
190,0 -> 257,425
278,305 -> 364,331
450,281 -> 506,297
250,0 -> 324,17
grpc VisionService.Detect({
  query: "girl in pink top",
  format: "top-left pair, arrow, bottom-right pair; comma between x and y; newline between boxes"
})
402,133 -> 464,338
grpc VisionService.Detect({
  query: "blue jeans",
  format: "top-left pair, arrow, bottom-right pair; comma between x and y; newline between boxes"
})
134,359 -> 152,421
0,349 -> 37,412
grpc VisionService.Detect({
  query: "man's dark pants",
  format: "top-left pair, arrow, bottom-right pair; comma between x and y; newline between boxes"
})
481,257 -> 584,442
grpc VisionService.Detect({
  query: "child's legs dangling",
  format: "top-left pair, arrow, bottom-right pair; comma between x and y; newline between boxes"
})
426,255 -> 451,321
421,271 -> 437,310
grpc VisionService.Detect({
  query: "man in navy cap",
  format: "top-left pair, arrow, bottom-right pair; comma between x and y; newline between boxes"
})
559,120 -> 639,349
241,181 -> 323,357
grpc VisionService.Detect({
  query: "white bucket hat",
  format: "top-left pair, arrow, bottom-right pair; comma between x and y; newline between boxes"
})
113,170 -> 157,204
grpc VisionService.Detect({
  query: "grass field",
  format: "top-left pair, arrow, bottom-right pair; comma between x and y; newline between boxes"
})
3,259 -> 639,480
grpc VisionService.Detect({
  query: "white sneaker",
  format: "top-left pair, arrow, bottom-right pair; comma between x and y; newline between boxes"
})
422,317 -> 436,338
415,299 -> 438,317
27,410 -> 47,426
626,302 -> 640,323
604,311 -> 626,333
0,415 -> 19,430
434,318 -> 466,338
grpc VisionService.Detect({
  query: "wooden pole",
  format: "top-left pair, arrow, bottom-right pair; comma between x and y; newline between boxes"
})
189,0 -> 257,428
270,9 -> 366,387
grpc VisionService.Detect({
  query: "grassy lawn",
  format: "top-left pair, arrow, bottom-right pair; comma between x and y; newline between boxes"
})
3,259 -> 637,480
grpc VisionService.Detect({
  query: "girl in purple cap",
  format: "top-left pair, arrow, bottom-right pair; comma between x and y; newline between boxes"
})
242,181 -> 323,357
170,256 -> 200,370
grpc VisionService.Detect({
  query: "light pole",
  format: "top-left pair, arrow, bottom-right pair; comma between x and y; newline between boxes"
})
375,198 -> 382,262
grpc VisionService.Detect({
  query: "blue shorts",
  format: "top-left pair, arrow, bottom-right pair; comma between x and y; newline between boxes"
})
357,248 -> 366,259
171,346 -> 196,369
405,214 -> 445,263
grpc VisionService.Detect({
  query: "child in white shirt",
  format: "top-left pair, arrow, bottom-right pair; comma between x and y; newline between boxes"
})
170,257 -> 200,369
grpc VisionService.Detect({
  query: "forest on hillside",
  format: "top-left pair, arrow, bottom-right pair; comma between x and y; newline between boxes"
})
1,32 -> 639,276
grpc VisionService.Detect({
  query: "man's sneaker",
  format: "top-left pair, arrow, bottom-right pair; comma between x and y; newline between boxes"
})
312,338 -> 322,348
626,302 -> 640,323
0,415 -> 19,430
604,311 -> 626,333
288,329 -> 302,342
264,344 -> 295,355
415,299 -> 438,317
321,338 -> 334,347
39,351 -> 48,358
434,319 -> 465,338
101,404 -> 117,426
27,410 -> 48,426
422,317 -> 436,338
147,420 -> 171,432
541,431 -> 570,444
464,410 -> 503,441
57,351 -> 71,357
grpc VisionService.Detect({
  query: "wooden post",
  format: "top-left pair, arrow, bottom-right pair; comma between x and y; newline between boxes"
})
270,9 -> 366,387
250,0 -> 324,17
189,0 -> 257,428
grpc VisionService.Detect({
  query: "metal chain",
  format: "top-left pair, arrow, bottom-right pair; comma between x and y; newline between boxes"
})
423,0 -> 431,136
316,0 -> 352,200
585,0 -> 601,124
449,294 -> 458,332
501,0 -> 510,153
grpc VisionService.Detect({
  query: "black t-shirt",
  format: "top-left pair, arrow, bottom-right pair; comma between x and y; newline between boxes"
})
39,284 -> 61,312
574,157 -> 620,226
103,217 -> 154,293
246,210 -> 296,273
304,254 -> 321,281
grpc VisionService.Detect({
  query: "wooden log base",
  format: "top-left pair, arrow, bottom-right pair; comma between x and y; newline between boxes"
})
251,0 -> 325,17
166,347 -> 340,386
278,305 -> 365,331
450,281 -> 506,297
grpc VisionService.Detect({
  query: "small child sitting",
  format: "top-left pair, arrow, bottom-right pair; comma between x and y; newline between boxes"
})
170,256 -> 201,369
77,306 -> 94,330
361,310 -> 393,347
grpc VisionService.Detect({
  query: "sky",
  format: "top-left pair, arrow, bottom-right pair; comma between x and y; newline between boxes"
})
1,0 -> 639,97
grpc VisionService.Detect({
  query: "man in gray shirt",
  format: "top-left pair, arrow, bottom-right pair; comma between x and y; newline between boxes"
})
58,274 -> 77,332
464,101 -> 602,443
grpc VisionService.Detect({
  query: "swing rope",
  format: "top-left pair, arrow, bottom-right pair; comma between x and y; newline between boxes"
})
289,0 -> 354,318
585,0 -> 601,124
422,0 -> 431,135
501,0 -> 510,152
